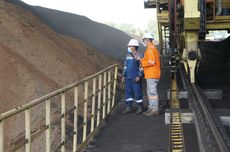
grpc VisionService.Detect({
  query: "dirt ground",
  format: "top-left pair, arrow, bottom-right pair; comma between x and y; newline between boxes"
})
0,0 -> 118,151
0,0 -> 117,113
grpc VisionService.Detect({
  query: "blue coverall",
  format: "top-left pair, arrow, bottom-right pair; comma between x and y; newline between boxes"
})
122,51 -> 143,107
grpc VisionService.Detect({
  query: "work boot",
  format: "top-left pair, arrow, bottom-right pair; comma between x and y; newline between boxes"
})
143,108 -> 159,116
136,105 -> 143,114
122,106 -> 132,114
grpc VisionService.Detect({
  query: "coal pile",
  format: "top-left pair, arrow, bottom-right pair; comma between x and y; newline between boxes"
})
197,36 -> 230,86
8,0 -> 145,62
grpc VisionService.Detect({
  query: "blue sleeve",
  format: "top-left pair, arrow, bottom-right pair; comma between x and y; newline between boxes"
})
138,53 -> 144,77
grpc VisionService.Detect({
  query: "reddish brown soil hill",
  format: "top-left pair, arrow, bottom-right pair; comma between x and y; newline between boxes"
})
0,1 -> 116,150
0,0 -> 115,113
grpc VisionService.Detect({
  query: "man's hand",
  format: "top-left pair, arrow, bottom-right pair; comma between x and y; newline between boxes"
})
132,51 -> 141,60
135,76 -> 141,82
134,54 -> 141,60
122,76 -> 125,83
148,60 -> 155,65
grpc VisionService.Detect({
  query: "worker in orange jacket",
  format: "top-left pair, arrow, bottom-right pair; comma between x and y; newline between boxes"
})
135,33 -> 161,116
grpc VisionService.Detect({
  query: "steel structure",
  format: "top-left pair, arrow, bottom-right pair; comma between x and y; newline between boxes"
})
145,0 -> 230,83
145,1 -> 230,151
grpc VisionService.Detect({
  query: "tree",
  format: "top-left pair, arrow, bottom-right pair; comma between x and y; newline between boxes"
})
103,20 -> 159,39
146,20 -> 159,40
121,24 -> 137,35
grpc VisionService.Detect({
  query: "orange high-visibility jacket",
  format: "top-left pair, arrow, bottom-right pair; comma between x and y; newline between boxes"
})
140,43 -> 161,79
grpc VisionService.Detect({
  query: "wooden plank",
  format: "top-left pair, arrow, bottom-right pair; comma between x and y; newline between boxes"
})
97,75 -> 102,126
83,82 -> 88,142
91,78 -> 96,132
0,121 -> 3,152
46,99 -> 51,152
61,93 -> 66,152
25,109 -> 31,152
73,87 -> 78,152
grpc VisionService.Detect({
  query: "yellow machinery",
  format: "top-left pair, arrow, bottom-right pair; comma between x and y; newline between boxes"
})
144,0 -> 230,83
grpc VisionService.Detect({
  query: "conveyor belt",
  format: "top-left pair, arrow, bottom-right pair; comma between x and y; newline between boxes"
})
180,65 -> 230,152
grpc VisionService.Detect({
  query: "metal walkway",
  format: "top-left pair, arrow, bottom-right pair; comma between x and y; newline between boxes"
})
84,104 -> 168,152
82,66 -> 171,152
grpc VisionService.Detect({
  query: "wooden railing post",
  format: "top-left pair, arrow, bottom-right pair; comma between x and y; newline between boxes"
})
83,82 -> 88,142
107,71 -> 111,114
61,93 -> 66,152
97,75 -> 102,127
91,78 -> 96,133
102,72 -> 107,119
112,66 -> 118,108
46,99 -> 51,152
73,87 -> 78,152
25,108 -> 31,152
0,121 -> 3,152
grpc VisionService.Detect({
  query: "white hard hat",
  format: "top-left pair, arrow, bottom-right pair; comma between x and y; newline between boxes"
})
143,33 -> 154,40
127,39 -> 139,47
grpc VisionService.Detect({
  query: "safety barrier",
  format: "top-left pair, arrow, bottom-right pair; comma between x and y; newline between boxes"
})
0,64 -> 118,152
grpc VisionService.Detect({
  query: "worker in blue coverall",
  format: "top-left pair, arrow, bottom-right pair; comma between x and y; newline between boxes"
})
122,39 -> 143,114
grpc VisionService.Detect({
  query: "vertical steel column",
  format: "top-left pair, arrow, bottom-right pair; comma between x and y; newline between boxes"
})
61,93 -> 66,152
46,99 -> 51,152
158,23 -> 163,57
73,87 -> 78,152
25,108 -> 31,152
163,26 -> 166,55
102,72 -> 107,119
83,82 -> 88,142
213,0 -> 216,18
183,0 -> 200,83
112,66 -> 118,108
91,78 -> 96,133
97,75 -> 102,127
0,121 -> 3,152
107,71 -> 111,114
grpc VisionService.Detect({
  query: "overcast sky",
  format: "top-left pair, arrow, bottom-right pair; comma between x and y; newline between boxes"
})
21,0 -> 157,30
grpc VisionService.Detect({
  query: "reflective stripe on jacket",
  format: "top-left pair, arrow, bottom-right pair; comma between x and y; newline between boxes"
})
140,43 -> 161,79
123,52 -> 143,79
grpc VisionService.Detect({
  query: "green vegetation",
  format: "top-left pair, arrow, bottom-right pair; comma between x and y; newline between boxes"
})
104,20 -> 159,40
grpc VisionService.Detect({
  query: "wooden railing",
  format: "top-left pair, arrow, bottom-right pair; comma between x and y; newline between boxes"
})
0,64 -> 119,152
